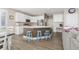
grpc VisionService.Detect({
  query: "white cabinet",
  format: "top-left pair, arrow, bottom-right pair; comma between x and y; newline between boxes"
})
53,14 -> 63,22
15,26 -> 20,35
62,32 -> 71,50
15,12 -> 32,22
15,26 -> 23,35
15,12 -> 32,35
71,38 -> 79,50
31,16 -> 44,22
25,15 -> 32,20
15,23 -> 23,35
16,12 -> 25,22
62,32 -> 79,50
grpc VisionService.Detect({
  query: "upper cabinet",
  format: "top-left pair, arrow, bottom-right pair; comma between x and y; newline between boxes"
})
53,14 -> 63,22
15,12 -> 32,22
15,12 -> 25,22
31,16 -> 44,22
24,14 -> 32,20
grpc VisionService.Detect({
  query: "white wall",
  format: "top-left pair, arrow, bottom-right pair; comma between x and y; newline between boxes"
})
64,9 -> 79,28
7,9 -> 15,26
53,22 -> 63,32
53,14 -> 63,22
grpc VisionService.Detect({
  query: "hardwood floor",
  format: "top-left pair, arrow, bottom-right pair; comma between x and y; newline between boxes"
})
11,32 -> 63,50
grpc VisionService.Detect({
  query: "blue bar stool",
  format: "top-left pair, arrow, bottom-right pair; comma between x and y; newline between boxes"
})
44,30 -> 50,40
26,31 -> 32,43
36,31 -> 42,47
37,31 -> 42,42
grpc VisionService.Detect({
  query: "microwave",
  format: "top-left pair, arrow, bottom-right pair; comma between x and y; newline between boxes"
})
26,19 -> 30,22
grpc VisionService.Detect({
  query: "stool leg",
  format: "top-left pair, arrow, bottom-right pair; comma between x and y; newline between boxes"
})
46,33 -> 49,41
27,37 -> 31,43
8,36 -> 12,50
46,36 -> 48,41
36,31 -> 42,49
28,39 -> 31,43
36,37 -> 40,48
26,32 -> 32,44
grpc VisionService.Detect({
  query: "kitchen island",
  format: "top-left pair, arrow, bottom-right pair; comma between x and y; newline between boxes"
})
23,26 -> 53,40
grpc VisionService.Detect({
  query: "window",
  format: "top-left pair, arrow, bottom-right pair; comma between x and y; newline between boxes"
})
1,12 -> 6,26
0,9 -> 7,28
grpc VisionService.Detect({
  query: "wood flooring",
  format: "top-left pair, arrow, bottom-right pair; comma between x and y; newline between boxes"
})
11,32 -> 63,50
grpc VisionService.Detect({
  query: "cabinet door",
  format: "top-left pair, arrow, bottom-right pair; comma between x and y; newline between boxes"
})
15,26 -> 20,35
16,12 -> 25,22
62,32 -> 71,50
71,38 -> 79,50
19,26 -> 23,34
53,14 -> 63,22
15,26 -> 23,35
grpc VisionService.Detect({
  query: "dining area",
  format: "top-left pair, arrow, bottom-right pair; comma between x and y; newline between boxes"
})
0,28 -> 14,50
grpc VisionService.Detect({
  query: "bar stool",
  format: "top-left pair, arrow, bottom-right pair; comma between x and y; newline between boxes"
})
36,31 -> 42,47
26,31 -> 32,43
44,30 -> 50,40
37,31 -> 42,41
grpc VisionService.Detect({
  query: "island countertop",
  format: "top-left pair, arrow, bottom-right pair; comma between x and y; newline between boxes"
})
23,26 -> 51,28
23,26 -> 52,37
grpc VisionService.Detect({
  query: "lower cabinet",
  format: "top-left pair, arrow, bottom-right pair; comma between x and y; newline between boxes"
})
15,26 -> 23,35
71,38 -> 79,50
62,32 -> 79,50
62,32 -> 71,50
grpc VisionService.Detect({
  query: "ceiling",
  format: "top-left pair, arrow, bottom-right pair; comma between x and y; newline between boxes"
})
12,8 -> 65,16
